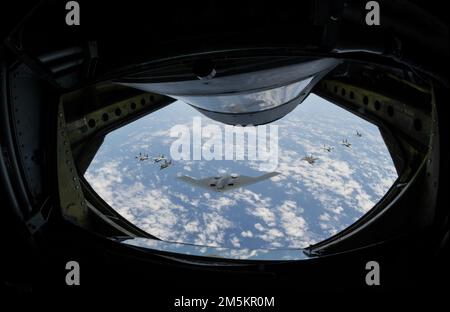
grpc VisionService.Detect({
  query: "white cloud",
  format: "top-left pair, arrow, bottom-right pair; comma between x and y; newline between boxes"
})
319,213 -> 331,221
230,236 -> 241,248
241,230 -> 253,238
247,207 -> 276,227
84,95 -> 398,253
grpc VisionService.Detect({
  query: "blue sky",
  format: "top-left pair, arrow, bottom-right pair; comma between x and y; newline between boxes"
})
85,94 -> 398,253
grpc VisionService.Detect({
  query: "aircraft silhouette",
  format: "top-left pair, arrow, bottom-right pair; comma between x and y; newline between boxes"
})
160,159 -> 173,170
341,139 -> 352,148
302,154 -> 319,165
135,152 -> 149,161
178,172 -> 279,192
153,154 -> 166,163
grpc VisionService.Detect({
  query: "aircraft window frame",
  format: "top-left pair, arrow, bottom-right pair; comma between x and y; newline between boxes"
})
67,91 -> 419,263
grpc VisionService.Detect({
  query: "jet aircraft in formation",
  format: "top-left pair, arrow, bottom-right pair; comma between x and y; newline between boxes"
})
160,159 -> 173,170
302,154 -> 319,165
153,154 -> 166,163
302,130 -> 362,164
341,139 -> 352,148
135,152 -> 173,169
135,153 -> 149,161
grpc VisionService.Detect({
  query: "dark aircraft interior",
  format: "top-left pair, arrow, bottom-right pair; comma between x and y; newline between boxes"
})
0,0 -> 448,301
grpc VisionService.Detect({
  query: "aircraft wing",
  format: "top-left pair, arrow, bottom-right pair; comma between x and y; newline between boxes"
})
177,176 -> 213,190
226,172 -> 280,191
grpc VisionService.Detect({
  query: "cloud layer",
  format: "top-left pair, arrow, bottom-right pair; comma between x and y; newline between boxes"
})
85,95 -> 398,251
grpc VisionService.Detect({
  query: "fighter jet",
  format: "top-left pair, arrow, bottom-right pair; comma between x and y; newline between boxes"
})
178,172 -> 279,192
341,139 -> 352,148
153,154 -> 166,163
302,154 -> 319,165
322,145 -> 334,152
135,152 -> 149,161
160,159 -> 172,170
356,131 -> 362,137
